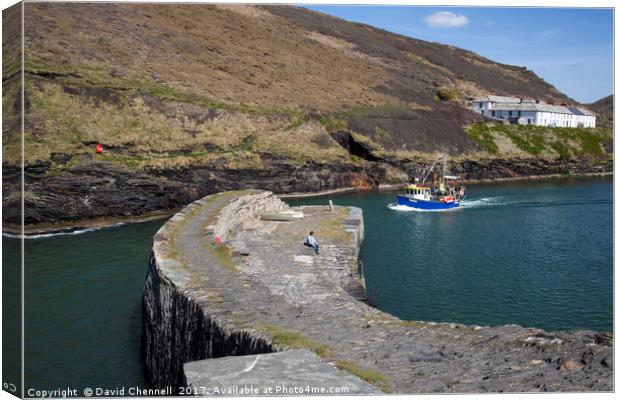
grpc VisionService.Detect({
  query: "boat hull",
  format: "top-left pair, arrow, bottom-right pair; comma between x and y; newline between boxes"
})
397,195 -> 460,210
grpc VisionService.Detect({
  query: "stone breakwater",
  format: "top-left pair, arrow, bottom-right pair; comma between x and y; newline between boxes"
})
142,190 -> 613,393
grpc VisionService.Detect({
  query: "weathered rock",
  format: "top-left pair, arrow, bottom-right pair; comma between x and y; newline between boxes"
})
183,350 -> 382,395
50,152 -> 73,164
3,155 -> 612,231
561,360 -> 583,372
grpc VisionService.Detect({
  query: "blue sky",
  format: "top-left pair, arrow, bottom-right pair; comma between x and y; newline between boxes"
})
305,6 -> 613,103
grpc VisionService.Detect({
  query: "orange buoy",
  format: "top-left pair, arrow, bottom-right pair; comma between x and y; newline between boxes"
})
96,144 -> 104,154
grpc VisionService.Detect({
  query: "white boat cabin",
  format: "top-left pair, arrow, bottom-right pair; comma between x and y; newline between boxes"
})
404,185 -> 431,200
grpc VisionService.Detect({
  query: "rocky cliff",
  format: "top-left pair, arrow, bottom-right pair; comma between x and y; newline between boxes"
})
2,153 -> 611,231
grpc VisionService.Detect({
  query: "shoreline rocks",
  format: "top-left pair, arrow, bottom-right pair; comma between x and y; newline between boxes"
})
2,156 -> 613,234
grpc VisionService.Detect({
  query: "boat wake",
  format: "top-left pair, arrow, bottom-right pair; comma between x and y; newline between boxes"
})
459,197 -> 505,209
3,223 -> 128,240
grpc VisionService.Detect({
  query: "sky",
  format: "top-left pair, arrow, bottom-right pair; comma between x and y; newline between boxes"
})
305,6 -> 613,103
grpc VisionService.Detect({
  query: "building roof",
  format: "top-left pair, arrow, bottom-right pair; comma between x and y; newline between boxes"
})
491,103 -> 573,114
567,106 -> 597,116
474,95 -> 521,103
476,96 -> 596,117
568,107 -> 586,116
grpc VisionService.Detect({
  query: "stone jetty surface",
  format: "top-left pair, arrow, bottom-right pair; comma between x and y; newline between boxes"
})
142,190 -> 613,394
184,350 -> 381,395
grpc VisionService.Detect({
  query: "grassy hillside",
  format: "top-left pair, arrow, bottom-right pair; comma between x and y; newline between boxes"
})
2,2 -> 22,165
264,6 -> 569,101
3,3 -> 610,169
0,3 -> 611,175
589,95 -> 613,130
2,3 -> 613,227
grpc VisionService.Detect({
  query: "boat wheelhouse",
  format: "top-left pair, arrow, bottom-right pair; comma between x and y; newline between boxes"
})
403,185 -> 431,201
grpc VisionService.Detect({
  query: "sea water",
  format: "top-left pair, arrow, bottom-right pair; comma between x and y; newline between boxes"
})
3,177 -> 612,392
287,177 -> 613,332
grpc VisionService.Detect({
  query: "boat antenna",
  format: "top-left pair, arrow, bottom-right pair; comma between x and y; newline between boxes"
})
421,157 -> 440,184
421,162 -> 434,184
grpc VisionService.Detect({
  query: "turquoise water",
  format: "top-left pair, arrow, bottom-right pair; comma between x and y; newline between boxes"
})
2,177 -> 612,393
287,177 -> 613,332
9,220 -> 165,393
2,235 -> 22,396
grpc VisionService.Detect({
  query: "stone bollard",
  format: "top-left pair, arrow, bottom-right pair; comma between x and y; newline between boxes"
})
205,224 -> 216,241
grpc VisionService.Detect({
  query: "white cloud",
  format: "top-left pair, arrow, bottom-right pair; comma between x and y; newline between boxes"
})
484,21 -> 495,28
425,11 -> 469,29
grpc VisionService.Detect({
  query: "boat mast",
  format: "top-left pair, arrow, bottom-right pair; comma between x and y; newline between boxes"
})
421,160 -> 438,184
442,155 -> 447,186
437,154 -> 448,192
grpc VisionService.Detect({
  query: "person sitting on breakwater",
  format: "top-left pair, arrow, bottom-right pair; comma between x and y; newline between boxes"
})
304,231 -> 320,255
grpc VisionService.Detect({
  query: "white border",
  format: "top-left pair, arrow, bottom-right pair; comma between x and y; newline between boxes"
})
0,2 -> 616,400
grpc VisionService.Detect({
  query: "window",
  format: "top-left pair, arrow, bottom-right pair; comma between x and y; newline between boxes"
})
491,110 -> 496,117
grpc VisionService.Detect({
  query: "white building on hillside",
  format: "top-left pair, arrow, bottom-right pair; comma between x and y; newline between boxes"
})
472,95 -> 596,128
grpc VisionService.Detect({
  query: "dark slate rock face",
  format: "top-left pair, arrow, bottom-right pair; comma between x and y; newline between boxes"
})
2,156 -> 612,231
142,256 -> 274,390
141,194 -> 277,391
4,160 -> 382,227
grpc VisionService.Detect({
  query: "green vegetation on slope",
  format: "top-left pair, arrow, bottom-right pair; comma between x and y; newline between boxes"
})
318,116 -> 348,131
335,360 -> 390,389
465,123 -> 499,154
23,61 -> 309,118
465,123 -> 612,159
435,87 -> 462,102
263,325 -> 332,358
262,324 -> 391,391
6,3 -> 612,172
12,70 -> 347,168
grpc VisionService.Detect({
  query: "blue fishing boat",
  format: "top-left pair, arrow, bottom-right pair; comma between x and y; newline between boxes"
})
395,156 -> 465,210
